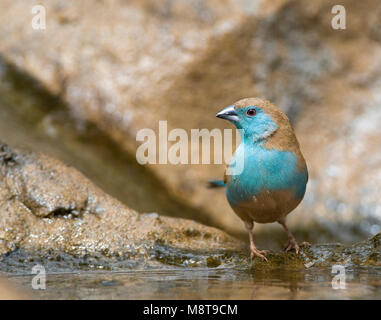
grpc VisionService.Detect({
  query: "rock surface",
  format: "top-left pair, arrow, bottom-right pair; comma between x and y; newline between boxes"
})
251,232 -> 381,270
0,0 -> 380,239
0,142 -> 244,271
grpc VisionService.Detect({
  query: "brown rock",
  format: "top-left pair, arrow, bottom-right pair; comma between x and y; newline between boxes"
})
0,142 -> 244,270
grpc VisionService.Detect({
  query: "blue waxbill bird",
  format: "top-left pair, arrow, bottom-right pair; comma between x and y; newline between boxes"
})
211,97 -> 308,261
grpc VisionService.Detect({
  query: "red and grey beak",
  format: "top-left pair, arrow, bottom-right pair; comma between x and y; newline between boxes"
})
216,105 -> 239,122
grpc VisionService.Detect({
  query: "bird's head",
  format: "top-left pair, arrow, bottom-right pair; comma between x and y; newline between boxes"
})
216,97 -> 291,142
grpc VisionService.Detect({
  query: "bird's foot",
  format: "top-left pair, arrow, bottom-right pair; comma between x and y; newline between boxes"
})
283,238 -> 299,254
250,247 -> 268,261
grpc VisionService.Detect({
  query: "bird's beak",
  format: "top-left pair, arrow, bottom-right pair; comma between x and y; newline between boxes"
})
216,105 -> 239,122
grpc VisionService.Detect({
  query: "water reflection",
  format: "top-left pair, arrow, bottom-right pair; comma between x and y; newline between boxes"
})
6,266 -> 381,300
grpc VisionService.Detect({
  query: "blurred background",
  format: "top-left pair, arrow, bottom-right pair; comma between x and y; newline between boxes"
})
0,1 -> 380,299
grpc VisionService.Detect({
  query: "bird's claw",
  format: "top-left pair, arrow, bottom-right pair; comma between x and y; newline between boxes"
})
250,248 -> 268,261
284,239 -> 299,254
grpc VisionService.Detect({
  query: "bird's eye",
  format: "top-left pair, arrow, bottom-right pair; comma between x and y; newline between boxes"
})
246,108 -> 256,117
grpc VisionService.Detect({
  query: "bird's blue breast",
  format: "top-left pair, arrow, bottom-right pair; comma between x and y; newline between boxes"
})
226,141 -> 307,208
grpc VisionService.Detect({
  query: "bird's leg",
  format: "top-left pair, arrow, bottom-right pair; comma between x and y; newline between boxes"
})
278,219 -> 299,253
244,220 -> 268,261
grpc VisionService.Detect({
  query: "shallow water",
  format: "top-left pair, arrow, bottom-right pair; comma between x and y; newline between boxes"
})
5,266 -> 381,300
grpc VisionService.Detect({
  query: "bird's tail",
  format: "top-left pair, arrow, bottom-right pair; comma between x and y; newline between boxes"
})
207,179 -> 226,188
